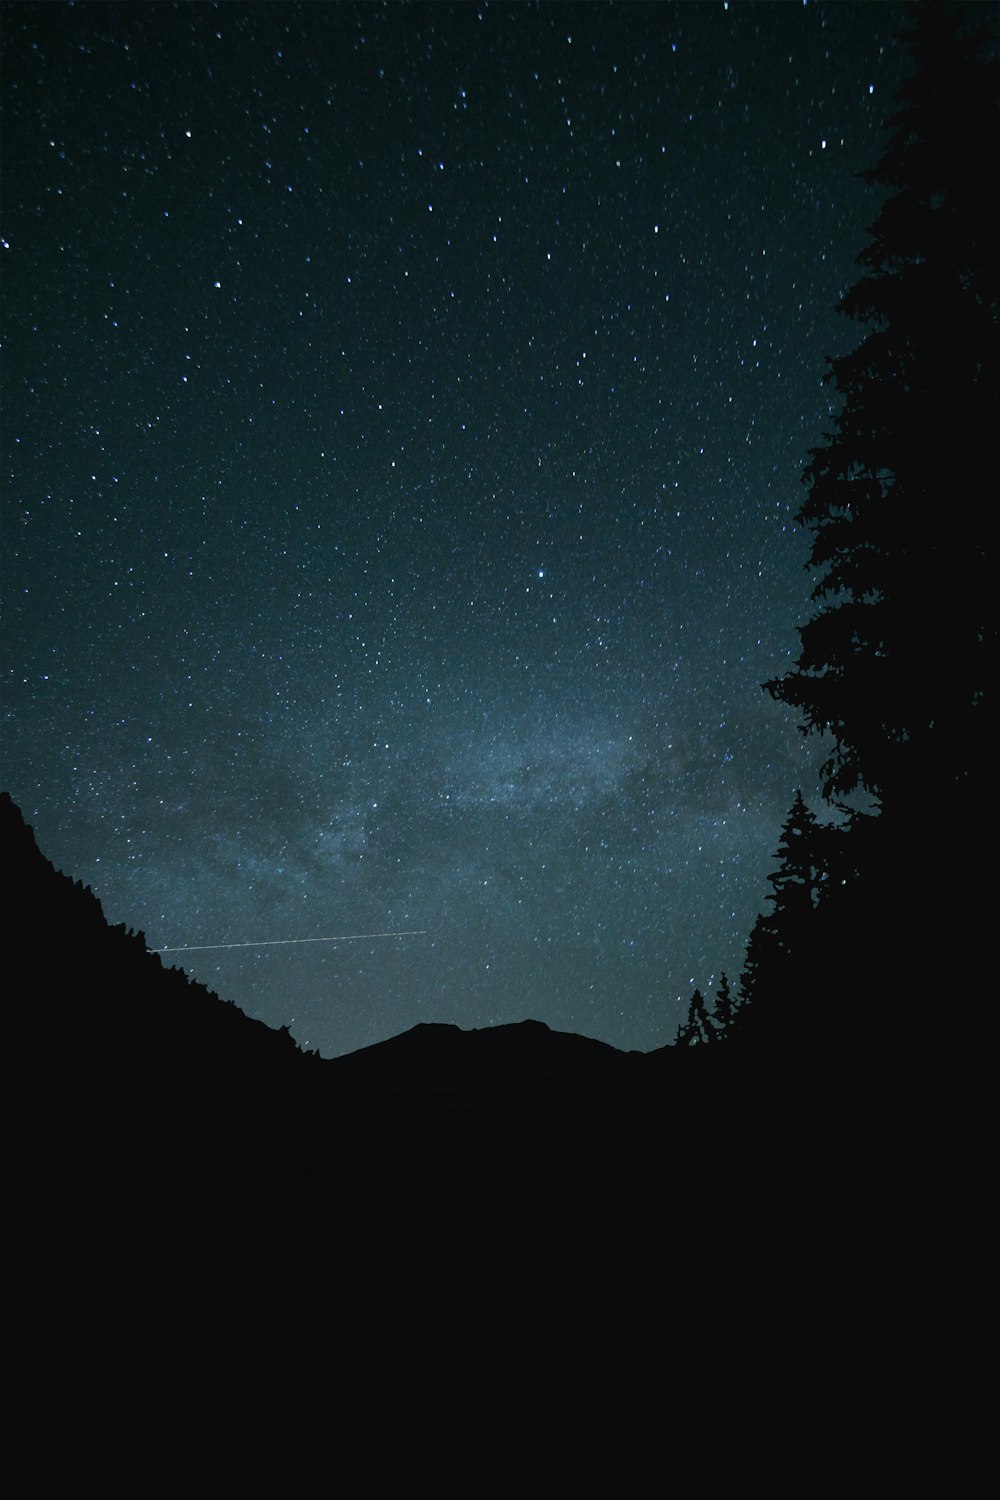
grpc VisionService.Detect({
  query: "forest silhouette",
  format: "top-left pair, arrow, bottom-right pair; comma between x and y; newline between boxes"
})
3,2 -> 995,1115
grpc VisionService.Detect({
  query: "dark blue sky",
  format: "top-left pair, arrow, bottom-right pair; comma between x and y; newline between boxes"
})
2,1 -> 913,1055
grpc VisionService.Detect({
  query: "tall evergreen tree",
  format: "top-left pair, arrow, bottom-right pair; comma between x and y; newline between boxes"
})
760,2 -> 998,1030
767,2 -> 997,817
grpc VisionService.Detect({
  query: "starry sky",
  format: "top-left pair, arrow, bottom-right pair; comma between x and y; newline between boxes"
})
3,0 -> 915,1056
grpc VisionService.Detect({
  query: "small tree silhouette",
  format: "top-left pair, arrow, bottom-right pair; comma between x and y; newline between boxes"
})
712,973 -> 737,1040
734,792 -> 831,1050
675,988 -> 715,1047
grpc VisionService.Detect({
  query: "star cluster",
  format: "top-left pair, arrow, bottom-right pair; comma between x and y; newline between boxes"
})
2,2 -> 908,1054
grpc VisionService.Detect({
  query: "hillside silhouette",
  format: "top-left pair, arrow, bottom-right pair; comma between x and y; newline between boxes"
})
3,791 -> 697,1121
2,790 -> 310,1085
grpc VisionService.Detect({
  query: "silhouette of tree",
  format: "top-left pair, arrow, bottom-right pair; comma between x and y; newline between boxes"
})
751,2 -> 998,1041
767,792 -> 827,920
767,2 -> 996,817
734,793 -> 832,1048
675,988 -> 715,1047
712,973 -> 737,1040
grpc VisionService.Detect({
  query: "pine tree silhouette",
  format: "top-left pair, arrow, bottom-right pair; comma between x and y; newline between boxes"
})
735,793 -> 832,1049
767,2 -> 996,815
675,988 -> 715,1047
712,973 -> 737,1041
749,2 -> 997,1045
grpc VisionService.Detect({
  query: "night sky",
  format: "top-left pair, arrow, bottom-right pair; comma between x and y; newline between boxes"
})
3,1 -> 913,1056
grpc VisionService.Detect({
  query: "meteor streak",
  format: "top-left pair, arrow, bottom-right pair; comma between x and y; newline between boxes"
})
155,930 -> 427,953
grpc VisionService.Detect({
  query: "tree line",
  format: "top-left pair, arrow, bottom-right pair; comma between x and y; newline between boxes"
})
677,2 -> 997,1054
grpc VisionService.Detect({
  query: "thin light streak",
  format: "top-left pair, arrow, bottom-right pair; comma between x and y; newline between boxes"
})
155,930 -> 427,953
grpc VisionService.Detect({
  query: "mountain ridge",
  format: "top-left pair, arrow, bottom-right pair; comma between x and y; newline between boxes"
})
2,790 -> 692,1120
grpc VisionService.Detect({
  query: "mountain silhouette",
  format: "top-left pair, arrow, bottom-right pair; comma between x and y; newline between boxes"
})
326,1016 -> 666,1114
2,791 -> 701,1123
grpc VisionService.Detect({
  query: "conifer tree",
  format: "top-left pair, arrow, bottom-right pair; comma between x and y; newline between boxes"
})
712,973 -> 737,1040
675,989 -> 714,1047
767,2 -> 997,820
758,2 -> 997,1030
735,792 -> 832,1048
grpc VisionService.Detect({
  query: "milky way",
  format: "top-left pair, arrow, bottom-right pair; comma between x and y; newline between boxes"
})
2,2 -> 911,1054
